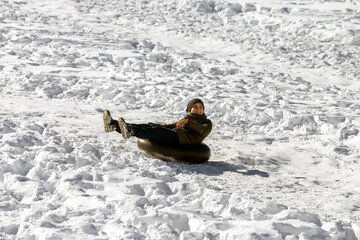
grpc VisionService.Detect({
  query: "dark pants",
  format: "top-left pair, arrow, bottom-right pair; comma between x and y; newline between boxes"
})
114,121 -> 180,145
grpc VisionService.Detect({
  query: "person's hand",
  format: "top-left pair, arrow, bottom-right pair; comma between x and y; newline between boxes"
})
175,119 -> 189,129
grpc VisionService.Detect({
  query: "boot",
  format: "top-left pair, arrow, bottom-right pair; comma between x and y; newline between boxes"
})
118,117 -> 133,139
103,110 -> 117,133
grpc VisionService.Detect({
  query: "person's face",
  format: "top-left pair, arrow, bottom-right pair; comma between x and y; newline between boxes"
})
191,103 -> 204,115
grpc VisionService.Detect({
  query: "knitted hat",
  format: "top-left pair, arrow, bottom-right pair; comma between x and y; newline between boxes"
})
186,98 -> 205,113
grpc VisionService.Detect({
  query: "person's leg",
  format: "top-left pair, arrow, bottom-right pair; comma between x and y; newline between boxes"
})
103,110 -> 123,134
104,110 -> 120,133
108,115 -> 179,144
112,120 -> 122,134
131,124 -> 180,144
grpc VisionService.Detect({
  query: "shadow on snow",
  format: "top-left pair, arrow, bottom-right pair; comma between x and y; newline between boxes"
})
166,160 -> 269,178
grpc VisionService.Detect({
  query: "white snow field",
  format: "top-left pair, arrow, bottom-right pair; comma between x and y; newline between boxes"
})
1,0 -> 360,239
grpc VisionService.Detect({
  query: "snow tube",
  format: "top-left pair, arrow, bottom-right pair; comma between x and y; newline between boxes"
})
137,139 -> 211,164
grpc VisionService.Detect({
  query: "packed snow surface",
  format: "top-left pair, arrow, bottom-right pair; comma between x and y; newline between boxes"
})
1,0 -> 360,239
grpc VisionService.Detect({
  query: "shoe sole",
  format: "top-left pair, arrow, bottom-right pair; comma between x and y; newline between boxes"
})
103,110 -> 112,133
118,117 -> 130,139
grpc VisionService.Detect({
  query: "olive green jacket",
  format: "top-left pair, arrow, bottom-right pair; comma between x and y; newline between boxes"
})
162,114 -> 212,144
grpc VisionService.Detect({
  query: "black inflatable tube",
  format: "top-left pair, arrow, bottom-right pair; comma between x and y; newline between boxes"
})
137,139 -> 211,164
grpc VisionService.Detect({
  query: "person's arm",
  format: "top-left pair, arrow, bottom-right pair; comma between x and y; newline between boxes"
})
175,119 -> 188,129
186,120 -> 212,137
162,123 -> 177,129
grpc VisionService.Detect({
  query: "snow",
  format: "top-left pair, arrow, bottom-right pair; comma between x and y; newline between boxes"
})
1,0 -> 360,239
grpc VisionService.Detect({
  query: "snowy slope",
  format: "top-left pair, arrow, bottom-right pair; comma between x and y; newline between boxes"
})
1,0 -> 360,239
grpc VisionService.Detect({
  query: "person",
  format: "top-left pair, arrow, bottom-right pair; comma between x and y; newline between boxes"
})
103,98 -> 212,145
